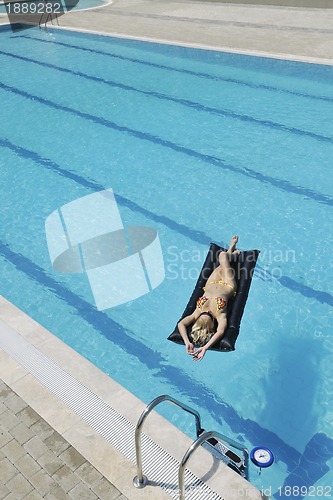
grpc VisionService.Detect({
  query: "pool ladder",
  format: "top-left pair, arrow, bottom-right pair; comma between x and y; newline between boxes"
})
133,394 -> 249,499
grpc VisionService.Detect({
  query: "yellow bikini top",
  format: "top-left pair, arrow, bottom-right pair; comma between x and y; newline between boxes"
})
197,296 -> 226,312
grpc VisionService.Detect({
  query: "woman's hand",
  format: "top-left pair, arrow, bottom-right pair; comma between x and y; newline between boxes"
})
192,346 -> 207,361
186,343 -> 195,355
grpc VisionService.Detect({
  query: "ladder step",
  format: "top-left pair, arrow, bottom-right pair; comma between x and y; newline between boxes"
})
202,436 -> 245,476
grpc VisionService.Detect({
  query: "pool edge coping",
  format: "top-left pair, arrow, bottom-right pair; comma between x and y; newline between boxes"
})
0,18 -> 332,66
53,25 -> 333,66
0,295 -> 265,500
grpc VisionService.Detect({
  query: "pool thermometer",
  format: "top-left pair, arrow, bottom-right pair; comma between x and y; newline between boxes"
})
250,446 -> 275,474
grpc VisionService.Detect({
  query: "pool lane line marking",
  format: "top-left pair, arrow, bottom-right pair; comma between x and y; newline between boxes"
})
0,79 -> 332,210
1,48 -> 332,143
0,136 -> 332,308
0,237 -> 309,472
17,36 -> 333,103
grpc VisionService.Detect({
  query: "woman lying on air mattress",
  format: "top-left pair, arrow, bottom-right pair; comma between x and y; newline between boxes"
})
168,236 -> 259,361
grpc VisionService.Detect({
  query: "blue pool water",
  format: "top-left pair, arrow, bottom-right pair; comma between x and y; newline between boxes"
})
0,25 -> 333,498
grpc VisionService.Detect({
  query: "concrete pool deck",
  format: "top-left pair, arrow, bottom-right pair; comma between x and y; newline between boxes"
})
0,297 -> 265,500
1,0 -> 332,64
59,0 -> 333,65
0,381 -> 129,500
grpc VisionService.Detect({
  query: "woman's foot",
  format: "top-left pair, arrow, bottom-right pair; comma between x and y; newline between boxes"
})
227,236 -> 240,261
227,235 -> 238,254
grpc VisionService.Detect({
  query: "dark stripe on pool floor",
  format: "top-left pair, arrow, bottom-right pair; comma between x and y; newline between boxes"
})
1,49 -> 332,145
0,81 -> 332,209
20,34 -> 333,104
0,136 -> 332,308
1,237 -> 332,495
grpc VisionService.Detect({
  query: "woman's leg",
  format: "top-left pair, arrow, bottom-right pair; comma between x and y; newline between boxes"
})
218,251 -> 235,283
227,235 -> 239,259
218,236 -> 239,283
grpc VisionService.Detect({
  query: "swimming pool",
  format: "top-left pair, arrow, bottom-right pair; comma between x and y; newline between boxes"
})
0,24 -> 332,498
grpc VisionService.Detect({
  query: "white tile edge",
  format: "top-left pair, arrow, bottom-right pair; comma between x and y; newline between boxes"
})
0,296 -> 265,500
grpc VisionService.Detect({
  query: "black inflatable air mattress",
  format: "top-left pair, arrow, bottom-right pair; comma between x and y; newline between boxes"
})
168,242 -> 259,352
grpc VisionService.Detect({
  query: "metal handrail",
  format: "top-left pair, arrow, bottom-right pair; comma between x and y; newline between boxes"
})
179,430 -> 249,499
133,394 -> 203,488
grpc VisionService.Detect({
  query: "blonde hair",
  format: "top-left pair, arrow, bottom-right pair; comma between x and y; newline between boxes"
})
191,316 -> 215,347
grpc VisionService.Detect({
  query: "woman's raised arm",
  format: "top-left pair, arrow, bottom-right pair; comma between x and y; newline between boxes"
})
178,312 -> 197,354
